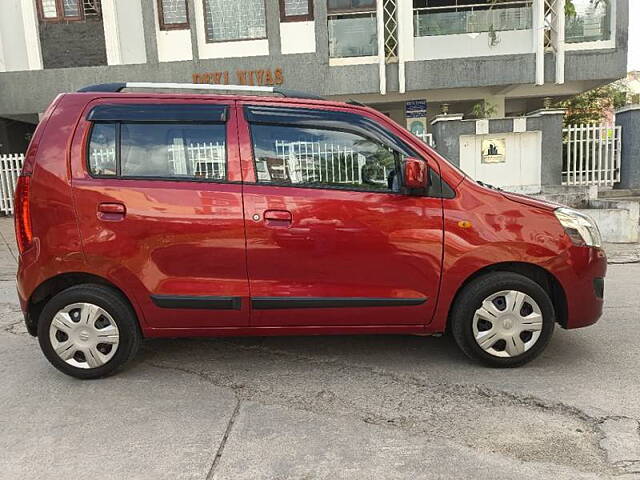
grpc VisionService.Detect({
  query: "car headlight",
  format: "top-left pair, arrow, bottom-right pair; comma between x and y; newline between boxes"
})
554,207 -> 602,248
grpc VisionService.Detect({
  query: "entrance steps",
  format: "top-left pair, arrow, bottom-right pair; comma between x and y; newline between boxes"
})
529,186 -> 639,243
597,188 -> 640,201
532,185 -> 598,209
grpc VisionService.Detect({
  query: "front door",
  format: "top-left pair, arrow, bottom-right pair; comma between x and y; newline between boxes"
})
70,98 -> 249,330
239,103 -> 443,327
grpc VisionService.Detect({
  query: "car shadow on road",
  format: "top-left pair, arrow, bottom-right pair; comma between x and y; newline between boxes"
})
133,328 -> 597,378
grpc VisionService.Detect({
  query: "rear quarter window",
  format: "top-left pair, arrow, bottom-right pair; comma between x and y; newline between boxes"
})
88,124 -> 117,176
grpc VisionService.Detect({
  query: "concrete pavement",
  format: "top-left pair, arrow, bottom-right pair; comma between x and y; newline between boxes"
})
1,217 -> 639,479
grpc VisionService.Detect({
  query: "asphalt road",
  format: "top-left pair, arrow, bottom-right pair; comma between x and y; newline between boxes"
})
0,218 -> 639,479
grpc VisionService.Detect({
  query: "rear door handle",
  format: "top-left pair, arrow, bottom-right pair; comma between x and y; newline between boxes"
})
97,202 -> 126,221
263,209 -> 292,226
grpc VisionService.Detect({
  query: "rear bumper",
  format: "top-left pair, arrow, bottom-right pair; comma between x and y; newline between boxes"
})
17,273 -> 37,336
559,246 -> 607,329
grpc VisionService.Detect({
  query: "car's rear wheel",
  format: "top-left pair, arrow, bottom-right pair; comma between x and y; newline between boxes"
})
450,272 -> 555,367
38,285 -> 141,379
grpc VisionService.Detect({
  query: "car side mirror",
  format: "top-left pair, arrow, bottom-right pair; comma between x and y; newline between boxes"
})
403,157 -> 428,190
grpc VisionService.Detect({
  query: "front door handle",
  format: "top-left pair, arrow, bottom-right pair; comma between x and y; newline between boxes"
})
97,202 -> 126,221
263,209 -> 292,227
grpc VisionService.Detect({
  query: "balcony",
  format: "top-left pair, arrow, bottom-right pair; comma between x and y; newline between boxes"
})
565,0 -> 612,44
413,1 -> 533,37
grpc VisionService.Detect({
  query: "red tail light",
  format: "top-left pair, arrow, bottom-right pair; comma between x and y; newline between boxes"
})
14,175 -> 33,254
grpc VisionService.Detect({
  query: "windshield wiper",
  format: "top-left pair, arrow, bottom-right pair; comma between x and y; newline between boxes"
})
477,180 -> 503,191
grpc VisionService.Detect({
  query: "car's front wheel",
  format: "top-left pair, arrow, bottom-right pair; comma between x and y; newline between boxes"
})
38,284 -> 141,379
450,272 -> 555,367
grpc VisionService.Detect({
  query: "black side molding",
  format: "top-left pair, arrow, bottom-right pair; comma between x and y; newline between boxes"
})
151,295 -> 241,310
251,297 -> 427,310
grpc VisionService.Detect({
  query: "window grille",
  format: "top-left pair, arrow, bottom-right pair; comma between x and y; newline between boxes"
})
280,0 -> 313,20
384,0 -> 399,62
159,0 -> 189,29
203,0 -> 267,42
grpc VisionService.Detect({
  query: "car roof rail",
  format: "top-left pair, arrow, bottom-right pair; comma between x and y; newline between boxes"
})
77,82 -> 325,100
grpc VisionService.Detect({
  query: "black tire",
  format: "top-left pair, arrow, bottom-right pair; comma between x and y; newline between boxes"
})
450,272 -> 555,368
38,284 -> 142,379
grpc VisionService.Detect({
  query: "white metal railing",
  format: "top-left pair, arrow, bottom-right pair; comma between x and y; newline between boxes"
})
168,141 -> 226,179
89,146 -> 116,175
562,124 -> 621,186
0,154 -> 25,215
89,142 -> 226,179
256,141 -> 391,186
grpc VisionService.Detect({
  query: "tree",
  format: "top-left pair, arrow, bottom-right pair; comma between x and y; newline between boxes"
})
470,101 -> 498,119
558,83 -> 628,125
565,0 -> 608,17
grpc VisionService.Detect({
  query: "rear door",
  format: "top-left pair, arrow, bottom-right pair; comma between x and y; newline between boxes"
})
70,98 -> 249,330
238,102 -> 444,327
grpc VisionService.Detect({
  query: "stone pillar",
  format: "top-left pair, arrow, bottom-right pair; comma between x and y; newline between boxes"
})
186,0 -> 200,61
430,114 -> 469,167
140,0 -> 159,64
615,105 -> 640,190
264,0 -> 282,56
526,108 -> 565,187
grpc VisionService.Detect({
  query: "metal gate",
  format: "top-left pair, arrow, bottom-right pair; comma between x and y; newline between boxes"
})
0,154 -> 24,215
562,124 -> 622,186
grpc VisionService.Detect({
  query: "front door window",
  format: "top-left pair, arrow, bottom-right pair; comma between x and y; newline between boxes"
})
250,124 -> 401,192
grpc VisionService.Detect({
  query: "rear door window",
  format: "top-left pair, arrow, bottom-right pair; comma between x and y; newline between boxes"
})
120,123 -> 226,180
86,104 -> 227,181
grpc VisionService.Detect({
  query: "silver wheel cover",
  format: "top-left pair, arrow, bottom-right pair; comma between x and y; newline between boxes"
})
49,302 -> 120,369
472,290 -> 543,358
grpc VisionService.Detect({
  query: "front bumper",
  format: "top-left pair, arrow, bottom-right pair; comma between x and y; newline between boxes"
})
559,246 -> 607,329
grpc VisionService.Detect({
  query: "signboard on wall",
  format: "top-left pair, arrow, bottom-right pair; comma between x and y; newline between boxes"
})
192,68 -> 284,86
482,138 -> 506,164
405,100 -> 428,137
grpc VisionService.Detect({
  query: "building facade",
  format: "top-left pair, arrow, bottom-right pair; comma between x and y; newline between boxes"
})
0,0 -> 629,153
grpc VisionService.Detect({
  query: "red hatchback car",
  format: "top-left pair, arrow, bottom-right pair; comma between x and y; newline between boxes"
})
15,83 -> 606,379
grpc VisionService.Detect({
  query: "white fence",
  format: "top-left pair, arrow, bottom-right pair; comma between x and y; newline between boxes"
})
256,141 -> 391,186
0,154 -> 24,215
167,141 -> 226,179
89,142 -> 227,179
273,140 -> 369,184
562,124 -> 622,187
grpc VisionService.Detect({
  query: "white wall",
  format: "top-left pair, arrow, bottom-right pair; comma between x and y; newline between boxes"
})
280,21 -> 315,55
413,30 -> 534,61
152,0 -> 193,62
192,0 -> 268,59
21,0 -> 42,71
579,201 -> 639,243
102,0 -> 147,65
0,0 -> 42,72
459,131 -> 542,194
